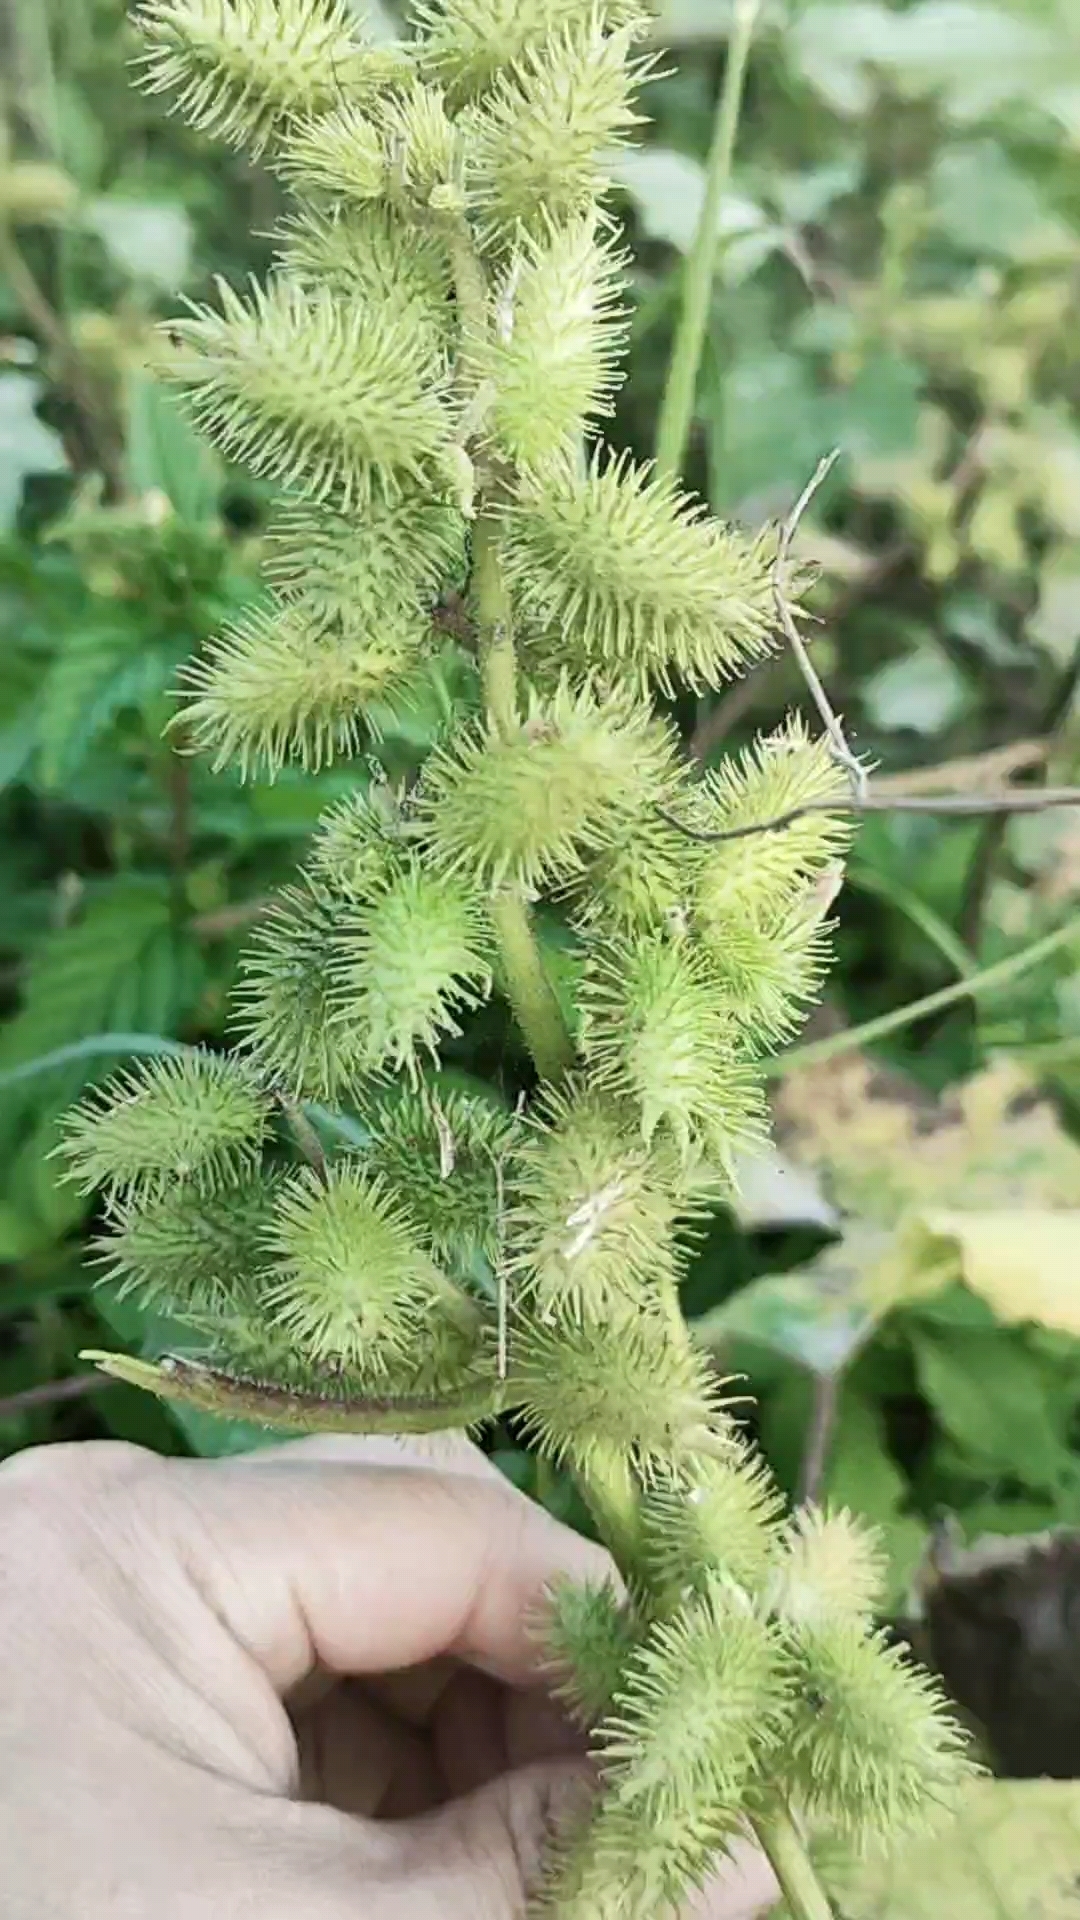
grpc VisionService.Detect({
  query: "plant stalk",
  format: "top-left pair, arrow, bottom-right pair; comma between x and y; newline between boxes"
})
489,890 -> 574,1084
753,1806 -> 834,1920
654,0 -> 762,481
575,1441 -> 642,1570
472,499 -> 575,1084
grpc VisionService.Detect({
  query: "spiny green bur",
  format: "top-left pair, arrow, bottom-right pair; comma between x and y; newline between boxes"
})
65,3 -> 976,1912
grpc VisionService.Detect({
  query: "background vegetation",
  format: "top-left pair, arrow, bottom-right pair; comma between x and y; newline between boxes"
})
4,0 -> 1080,1783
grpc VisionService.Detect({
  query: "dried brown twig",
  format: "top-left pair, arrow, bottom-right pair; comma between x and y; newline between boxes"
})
773,451 -> 869,803
659,786 -> 1080,847
675,461 -> 1080,847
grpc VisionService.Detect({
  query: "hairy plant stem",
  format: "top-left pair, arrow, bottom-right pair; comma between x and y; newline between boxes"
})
654,0 -> 762,481
753,1807 -> 834,1920
81,1352 -> 504,1435
580,1441 -> 642,1568
465,362 -> 575,1083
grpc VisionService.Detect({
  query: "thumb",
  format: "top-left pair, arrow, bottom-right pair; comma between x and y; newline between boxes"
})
389,1757 -> 593,1917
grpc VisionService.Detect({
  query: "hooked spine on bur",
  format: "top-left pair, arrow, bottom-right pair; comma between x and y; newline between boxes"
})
65,3 -> 977,1913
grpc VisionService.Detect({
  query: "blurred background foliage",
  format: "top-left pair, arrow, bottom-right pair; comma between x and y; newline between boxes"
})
4,0 -> 1080,1692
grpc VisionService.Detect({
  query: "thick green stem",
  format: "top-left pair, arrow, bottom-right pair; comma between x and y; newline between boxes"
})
753,1807 -> 834,1920
473,506 -> 518,737
575,1442 -> 642,1570
654,0 -> 762,482
490,890 -> 575,1084
472,506 -> 575,1082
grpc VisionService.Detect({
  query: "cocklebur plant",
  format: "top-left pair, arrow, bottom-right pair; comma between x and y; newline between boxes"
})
62,2 -> 976,1914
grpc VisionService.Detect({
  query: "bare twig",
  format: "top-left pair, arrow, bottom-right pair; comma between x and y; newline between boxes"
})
0,220 -> 125,497
797,1372 -> 839,1507
960,633 -> 1080,947
658,785 -> 1080,846
688,663 -> 778,761
191,895 -> 273,941
774,452 -> 869,802
0,1372 -> 116,1422
870,739 -> 1048,796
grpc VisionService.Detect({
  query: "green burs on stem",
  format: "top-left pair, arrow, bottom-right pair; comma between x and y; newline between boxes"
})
777,1619 -> 975,1853
544,1578 -> 790,1920
480,214 -> 628,469
640,1452 -> 786,1605
694,721 -> 853,917
768,1507 -> 888,1631
178,596 -> 427,778
332,860 -> 494,1072
94,1173 -> 279,1322
274,100 -> 389,204
543,1575 -> 643,1728
504,453 -> 778,693
509,1082 -> 683,1321
265,492 -> 466,618
275,203 -> 453,340
161,277 -> 455,508
135,0 -> 409,156
580,931 -> 767,1168
468,18 -> 649,240
598,1578 -> 788,1823
61,8 -> 982,1911
232,877 -> 371,1098
411,0 -> 651,102
356,1082 -> 520,1271
514,1311 -> 727,1483
261,1161 -> 478,1375
59,1052 -> 271,1202
422,678 -> 681,891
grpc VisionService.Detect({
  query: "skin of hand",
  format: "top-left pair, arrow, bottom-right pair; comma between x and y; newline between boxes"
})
0,1429 -> 779,1920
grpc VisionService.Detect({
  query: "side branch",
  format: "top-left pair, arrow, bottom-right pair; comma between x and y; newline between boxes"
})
658,786 -> 1080,846
81,1352 -> 506,1436
773,451 -> 868,802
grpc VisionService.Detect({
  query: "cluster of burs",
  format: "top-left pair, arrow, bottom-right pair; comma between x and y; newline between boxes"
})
61,3 -> 973,1913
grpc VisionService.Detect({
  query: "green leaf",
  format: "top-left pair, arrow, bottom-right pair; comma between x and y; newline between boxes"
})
0,1032 -> 191,1095
708,349 -> 830,513
729,1142 -> 839,1233
915,1211 -> 1080,1340
1032,544 -> 1080,664
611,147 -> 775,265
787,1 -> 1073,126
824,1389 -> 909,1517
862,644 -> 970,735
36,621 -> 149,787
929,142 -> 1077,263
125,373 -> 223,523
825,1779 -> 1080,1918
0,881 -> 182,1141
696,1231 -> 889,1376
83,197 -> 193,290
912,1328 -> 1073,1490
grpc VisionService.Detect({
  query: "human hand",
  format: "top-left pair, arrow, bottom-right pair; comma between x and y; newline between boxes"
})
0,1431 -> 778,1918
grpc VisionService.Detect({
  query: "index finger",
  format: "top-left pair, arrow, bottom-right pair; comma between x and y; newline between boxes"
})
161,1451 -> 612,1697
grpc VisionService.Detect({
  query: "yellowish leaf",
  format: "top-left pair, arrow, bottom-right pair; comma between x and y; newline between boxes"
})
815,1778 -> 1080,1919
917,1209 -> 1080,1336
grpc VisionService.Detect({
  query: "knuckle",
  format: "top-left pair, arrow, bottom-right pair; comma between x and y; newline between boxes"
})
0,1437 -> 152,1500
0,1440 -> 158,1564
